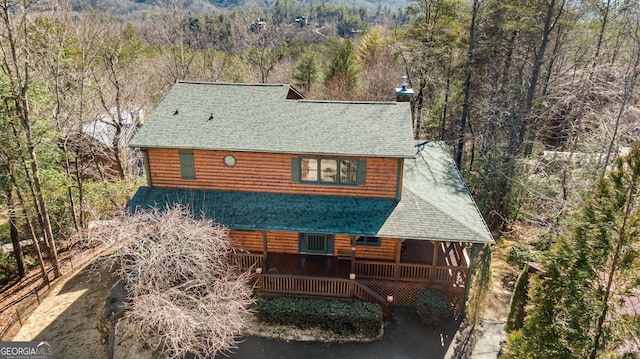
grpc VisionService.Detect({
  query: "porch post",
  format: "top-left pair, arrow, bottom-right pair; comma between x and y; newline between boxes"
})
395,239 -> 404,279
464,243 -> 482,305
349,236 -> 356,273
261,231 -> 268,269
429,241 -> 438,281
455,242 -> 466,266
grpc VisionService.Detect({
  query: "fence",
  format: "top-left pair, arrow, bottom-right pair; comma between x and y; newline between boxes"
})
0,245 -> 102,340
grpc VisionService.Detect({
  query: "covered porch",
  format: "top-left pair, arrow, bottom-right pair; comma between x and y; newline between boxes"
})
230,247 -> 470,313
231,240 -> 469,287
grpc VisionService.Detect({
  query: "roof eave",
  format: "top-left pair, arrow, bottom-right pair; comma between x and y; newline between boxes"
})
129,144 -> 416,159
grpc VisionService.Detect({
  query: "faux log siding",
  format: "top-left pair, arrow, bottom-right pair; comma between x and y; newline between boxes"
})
229,230 -> 396,261
229,230 -> 299,254
228,230 -> 262,252
335,236 -> 396,261
146,148 -> 399,199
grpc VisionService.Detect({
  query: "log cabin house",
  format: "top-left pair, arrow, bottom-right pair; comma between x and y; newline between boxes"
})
127,81 -> 493,315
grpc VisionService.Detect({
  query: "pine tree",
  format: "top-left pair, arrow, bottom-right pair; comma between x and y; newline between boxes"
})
325,40 -> 360,99
293,51 -> 320,93
504,143 -> 640,358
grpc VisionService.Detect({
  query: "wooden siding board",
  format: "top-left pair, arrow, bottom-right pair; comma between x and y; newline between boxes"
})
230,230 -> 300,254
232,231 -> 396,261
146,148 -> 398,199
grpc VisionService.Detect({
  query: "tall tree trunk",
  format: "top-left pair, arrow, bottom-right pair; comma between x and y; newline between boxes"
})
589,0 -> 611,78
516,0 -> 565,156
542,23 -> 564,98
8,164 -> 48,285
0,0 -> 61,278
456,0 -> 479,168
6,189 -> 26,278
440,49 -> 453,141
22,100 -> 61,278
601,47 -> 640,177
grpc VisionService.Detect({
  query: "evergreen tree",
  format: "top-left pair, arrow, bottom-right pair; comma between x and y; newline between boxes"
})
293,51 -> 320,93
504,263 -> 529,333
325,40 -> 360,99
504,143 -> 640,358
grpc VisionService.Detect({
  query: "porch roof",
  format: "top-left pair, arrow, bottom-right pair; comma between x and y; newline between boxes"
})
377,141 -> 493,244
127,187 -> 397,236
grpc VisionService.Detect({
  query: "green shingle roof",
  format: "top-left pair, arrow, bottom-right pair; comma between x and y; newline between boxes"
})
129,82 -> 416,158
378,141 -> 493,243
127,141 -> 493,244
127,187 -> 397,236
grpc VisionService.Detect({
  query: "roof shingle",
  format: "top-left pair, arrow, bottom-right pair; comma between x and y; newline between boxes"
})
129,82 -> 416,158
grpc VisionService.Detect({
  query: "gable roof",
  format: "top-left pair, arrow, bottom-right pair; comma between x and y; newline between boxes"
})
129,81 -> 416,158
127,141 -> 493,244
378,141 -> 493,243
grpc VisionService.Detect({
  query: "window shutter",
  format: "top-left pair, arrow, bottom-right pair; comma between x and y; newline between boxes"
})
327,235 -> 335,255
298,233 -> 306,252
291,157 -> 301,182
356,159 -> 367,185
179,151 -> 196,180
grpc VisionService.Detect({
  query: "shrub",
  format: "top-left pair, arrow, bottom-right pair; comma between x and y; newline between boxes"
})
252,297 -> 382,336
416,288 -> 453,326
506,243 -> 536,267
0,250 -> 16,285
505,264 -> 530,333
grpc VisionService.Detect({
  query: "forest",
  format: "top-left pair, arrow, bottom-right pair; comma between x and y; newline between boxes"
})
0,0 -> 639,357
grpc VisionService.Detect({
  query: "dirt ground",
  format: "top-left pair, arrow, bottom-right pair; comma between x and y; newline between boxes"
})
10,262 -> 119,359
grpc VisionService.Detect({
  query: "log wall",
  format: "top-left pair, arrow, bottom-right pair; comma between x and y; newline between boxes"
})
334,236 -> 396,261
146,148 -> 400,199
229,230 -> 396,261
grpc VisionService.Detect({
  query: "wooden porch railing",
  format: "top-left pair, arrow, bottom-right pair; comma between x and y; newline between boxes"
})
230,252 -> 263,271
258,274 -> 391,318
355,260 -> 468,286
354,261 -> 395,278
353,281 -> 391,318
259,274 -> 352,298
228,253 -> 468,286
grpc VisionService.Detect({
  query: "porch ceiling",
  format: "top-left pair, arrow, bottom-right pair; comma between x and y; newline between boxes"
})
127,186 -> 397,236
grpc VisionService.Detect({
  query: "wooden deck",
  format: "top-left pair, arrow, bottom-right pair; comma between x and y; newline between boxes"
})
265,253 -> 351,277
231,251 -> 467,286
401,240 -> 467,267
229,251 -> 468,314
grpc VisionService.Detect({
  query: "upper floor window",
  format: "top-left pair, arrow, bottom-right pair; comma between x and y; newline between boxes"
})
291,157 -> 366,185
356,236 -> 381,247
179,151 -> 196,180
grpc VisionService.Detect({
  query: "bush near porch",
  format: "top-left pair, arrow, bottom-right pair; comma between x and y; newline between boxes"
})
252,297 -> 382,337
416,288 -> 453,326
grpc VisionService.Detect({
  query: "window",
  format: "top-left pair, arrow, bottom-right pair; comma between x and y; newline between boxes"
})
179,151 -> 196,180
292,157 -> 366,185
320,159 -> 337,182
301,158 -> 318,181
356,236 -> 381,247
298,233 -> 334,255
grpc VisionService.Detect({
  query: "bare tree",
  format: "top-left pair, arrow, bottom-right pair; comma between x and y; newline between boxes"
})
92,206 -> 254,359
0,0 -> 61,277
456,0 -> 481,168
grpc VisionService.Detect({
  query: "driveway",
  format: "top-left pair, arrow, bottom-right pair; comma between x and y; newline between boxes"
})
219,306 -> 463,359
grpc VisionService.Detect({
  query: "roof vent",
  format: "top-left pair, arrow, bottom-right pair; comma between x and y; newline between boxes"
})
395,76 -> 414,102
